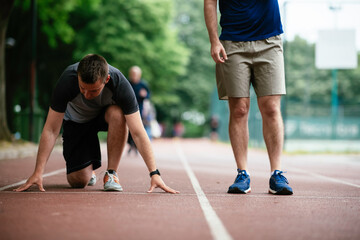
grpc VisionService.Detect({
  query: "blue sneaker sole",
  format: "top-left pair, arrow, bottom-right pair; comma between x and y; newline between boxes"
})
227,187 -> 251,194
269,188 -> 293,195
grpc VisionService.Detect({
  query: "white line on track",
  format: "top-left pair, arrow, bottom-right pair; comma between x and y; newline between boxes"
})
0,168 -> 66,191
2,191 -> 360,200
289,167 -> 360,188
175,142 -> 233,240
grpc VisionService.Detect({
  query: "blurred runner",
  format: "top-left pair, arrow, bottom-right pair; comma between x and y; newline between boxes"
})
127,66 -> 151,154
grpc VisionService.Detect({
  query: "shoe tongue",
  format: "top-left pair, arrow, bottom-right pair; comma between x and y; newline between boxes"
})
237,170 -> 248,176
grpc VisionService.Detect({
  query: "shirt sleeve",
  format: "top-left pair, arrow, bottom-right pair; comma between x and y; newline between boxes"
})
110,68 -> 139,115
50,65 -> 79,113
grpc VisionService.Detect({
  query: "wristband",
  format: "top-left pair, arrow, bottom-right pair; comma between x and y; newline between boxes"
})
150,169 -> 160,177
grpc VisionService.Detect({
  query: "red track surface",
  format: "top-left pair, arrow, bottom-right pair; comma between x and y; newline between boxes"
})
1,138 -> 359,240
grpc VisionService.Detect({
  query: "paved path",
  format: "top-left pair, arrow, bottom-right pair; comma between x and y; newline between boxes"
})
0,138 -> 359,240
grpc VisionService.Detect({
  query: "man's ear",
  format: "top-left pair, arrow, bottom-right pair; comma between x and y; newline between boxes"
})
105,74 -> 110,84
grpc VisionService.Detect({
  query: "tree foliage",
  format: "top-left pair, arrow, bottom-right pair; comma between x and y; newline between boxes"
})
15,0 -> 96,47
5,0 -> 189,139
3,0 -> 360,141
172,0 -> 215,119
284,36 -> 360,116
4,0 -> 95,140
0,0 -> 15,141
71,0 -> 189,109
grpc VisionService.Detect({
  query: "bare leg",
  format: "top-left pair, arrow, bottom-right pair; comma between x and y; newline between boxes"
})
105,105 -> 128,171
67,165 -> 93,188
66,106 -> 127,188
228,97 -> 250,171
257,95 -> 284,172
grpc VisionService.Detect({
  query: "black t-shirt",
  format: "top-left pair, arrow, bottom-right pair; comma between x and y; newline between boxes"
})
51,63 -> 139,123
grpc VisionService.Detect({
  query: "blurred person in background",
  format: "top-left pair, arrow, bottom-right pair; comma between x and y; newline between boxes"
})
210,115 -> 219,141
173,120 -> 185,138
127,66 -> 151,154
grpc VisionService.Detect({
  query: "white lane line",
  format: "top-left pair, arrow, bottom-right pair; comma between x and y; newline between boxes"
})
289,167 -> 360,188
0,168 -> 66,191
2,191 -> 360,200
175,143 -> 233,240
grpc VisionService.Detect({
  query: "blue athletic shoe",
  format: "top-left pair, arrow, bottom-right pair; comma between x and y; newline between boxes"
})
228,169 -> 251,194
269,170 -> 293,195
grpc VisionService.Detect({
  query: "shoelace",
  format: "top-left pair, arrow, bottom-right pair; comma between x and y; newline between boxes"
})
274,171 -> 289,184
108,173 -> 120,184
235,171 -> 249,182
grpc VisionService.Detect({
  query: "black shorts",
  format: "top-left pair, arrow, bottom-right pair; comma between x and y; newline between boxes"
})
62,111 -> 108,174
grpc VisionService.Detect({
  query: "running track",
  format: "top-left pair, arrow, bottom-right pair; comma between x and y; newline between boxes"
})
1,139 -> 359,240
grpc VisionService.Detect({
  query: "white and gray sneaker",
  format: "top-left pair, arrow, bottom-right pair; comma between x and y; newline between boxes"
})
103,171 -> 123,191
88,171 -> 97,186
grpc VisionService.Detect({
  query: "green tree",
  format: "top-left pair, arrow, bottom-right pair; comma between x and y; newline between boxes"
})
5,0 -> 98,140
170,0 -> 216,136
173,0 -> 215,110
284,35 -> 360,117
72,0 -> 189,108
0,0 -> 15,141
338,55 -> 360,106
5,0 -> 189,139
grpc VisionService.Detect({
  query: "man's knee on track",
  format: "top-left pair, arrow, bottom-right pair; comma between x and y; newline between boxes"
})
67,174 -> 90,188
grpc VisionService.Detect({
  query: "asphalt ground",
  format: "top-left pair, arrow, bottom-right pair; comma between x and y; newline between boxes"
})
0,138 -> 359,240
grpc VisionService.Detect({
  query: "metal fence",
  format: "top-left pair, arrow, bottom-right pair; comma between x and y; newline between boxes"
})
210,86 -> 360,147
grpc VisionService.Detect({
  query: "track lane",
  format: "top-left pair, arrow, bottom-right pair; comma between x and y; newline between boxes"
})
0,139 -> 359,240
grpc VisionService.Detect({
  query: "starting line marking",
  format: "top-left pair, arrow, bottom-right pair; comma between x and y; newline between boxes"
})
175,143 -> 233,240
0,168 -> 66,191
2,191 -> 360,200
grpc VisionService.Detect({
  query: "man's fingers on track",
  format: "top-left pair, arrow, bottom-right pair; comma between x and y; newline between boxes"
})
147,185 -> 155,193
13,183 -> 31,192
13,182 -> 45,192
39,184 -> 45,192
161,185 -> 180,194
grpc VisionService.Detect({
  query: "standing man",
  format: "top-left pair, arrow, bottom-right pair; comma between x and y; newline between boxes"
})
204,0 -> 293,195
127,66 -> 151,153
14,54 -> 178,194
128,66 -> 150,116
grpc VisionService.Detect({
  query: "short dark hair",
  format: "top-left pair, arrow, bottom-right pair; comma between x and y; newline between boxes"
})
77,54 -> 109,84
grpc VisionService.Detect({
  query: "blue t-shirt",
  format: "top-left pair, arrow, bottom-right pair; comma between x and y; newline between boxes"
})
219,0 -> 283,41
130,80 -> 150,116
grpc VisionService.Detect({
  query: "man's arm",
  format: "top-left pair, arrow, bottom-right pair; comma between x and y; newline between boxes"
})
204,0 -> 227,63
14,108 -> 64,192
125,111 -> 179,194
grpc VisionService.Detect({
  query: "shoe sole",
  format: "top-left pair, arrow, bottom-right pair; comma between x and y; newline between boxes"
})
104,187 -> 123,192
269,188 -> 293,195
227,187 -> 251,194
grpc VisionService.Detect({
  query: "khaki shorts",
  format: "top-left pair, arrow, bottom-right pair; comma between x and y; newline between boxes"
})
215,35 -> 286,99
